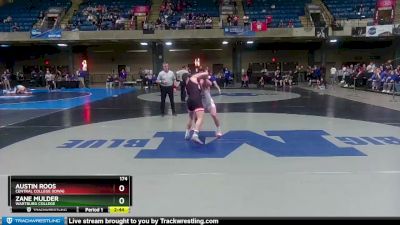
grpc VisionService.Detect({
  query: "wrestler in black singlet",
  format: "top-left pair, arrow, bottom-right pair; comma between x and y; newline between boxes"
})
186,79 -> 204,112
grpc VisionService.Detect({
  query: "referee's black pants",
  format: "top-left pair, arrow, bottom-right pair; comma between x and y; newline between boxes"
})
160,85 -> 175,115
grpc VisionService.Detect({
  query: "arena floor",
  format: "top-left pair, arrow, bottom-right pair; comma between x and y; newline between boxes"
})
1,85 -> 400,217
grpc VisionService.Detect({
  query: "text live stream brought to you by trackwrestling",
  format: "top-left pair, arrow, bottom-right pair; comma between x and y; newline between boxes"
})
1,217 -> 224,225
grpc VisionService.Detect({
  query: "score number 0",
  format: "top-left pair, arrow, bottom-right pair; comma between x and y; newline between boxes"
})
118,176 -> 128,205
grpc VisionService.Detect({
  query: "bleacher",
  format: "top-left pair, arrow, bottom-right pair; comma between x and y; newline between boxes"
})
160,0 -> 219,28
0,0 -> 71,32
184,0 -> 219,17
72,0 -> 151,31
324,0 -> 376,20
243,0 -> 310,28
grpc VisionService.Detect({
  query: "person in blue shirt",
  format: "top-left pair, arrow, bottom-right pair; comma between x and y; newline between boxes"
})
394,71 -> 400,83
369,68 -> 381,91
223,68 -> 230,88
314,66 -> 322,81
119,69 -> 128,88
383,70 -> 397,93
209,73 -> 221,94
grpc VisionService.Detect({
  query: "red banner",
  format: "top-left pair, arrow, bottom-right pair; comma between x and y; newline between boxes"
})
133,6 -> 150,16
377,0 -> 396,8
251,21 -> 268,32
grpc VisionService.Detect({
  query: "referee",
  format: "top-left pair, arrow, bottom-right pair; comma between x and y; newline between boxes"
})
156,63 -> 176,116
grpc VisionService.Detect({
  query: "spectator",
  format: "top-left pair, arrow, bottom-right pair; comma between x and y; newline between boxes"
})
119,68 -> 128,88
39,11 -> 44,20
274,69 -> 283,87
3,16 -> 12,23
330,66 -> 337,86
106,74 -> 114,88
278,20 -> 284,28
288,19 -> 294,28
345,64 -> 354,87
227,15 -> 232,26
258,76 -> 265,88
247,67 -> 252,81
241,71 -> 249,88
284,71 -> 293,87
205,17 -> 212,28
180,16 -> 187,28
12,23 -> 19,32
223,67 -> 231,88
243,15 -> 249,27
382,70 -> 396,93
17,72 -> 24,83
233,15 -> 239,26
1,69 -> 11,91
146,72 -> 153,88
45,69 -> 55,91
370,68 -> 381,91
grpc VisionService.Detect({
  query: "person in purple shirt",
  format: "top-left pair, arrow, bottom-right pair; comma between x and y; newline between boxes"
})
119,69 -> 128,88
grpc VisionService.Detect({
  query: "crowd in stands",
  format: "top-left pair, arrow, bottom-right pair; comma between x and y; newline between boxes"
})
258,67 -> 298,88
0,67 -> 66,91
0,0 -> 390,32
69,0 -> 150,31
331,62 -> 400,93
155,0 -> 214,29
244,61 -> 400,94
225,14 -> 239,26
269,62 -> 400,93
29,67 -> 78,87
242,0 -> 306,28
324,0 -> 376,20
69,4 -> 130,31
0,0 -> 71,32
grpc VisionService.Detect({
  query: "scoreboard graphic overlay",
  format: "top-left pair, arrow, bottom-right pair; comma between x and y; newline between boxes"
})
8,176 -> 132,213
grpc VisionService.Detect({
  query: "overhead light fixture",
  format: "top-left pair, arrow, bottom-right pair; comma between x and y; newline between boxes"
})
165,42 -> 172,46
222,41 -> 229,45
246,41 -> 254,44
126,50 -> 148,53
329,39 -> 338,43
57,43 -> 68,47
140,42 -> 148,46
0,44 -> 10,47
202,49 -> 223,51
169,49 -> 190,52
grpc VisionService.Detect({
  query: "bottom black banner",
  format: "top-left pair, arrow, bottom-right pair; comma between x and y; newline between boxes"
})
67,218 -> 220,225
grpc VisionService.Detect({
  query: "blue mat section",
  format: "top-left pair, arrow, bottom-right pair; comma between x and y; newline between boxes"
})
0,88 -> 135,110
0,91 -> 90,104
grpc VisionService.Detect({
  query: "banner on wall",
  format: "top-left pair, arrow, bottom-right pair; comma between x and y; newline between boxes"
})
376,0 -> 396,9
132,6 -> 150,16
366,25 -> 393,37
31,28 -> 62,39
224,26 -> 255,36
251,21 -> 267,31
